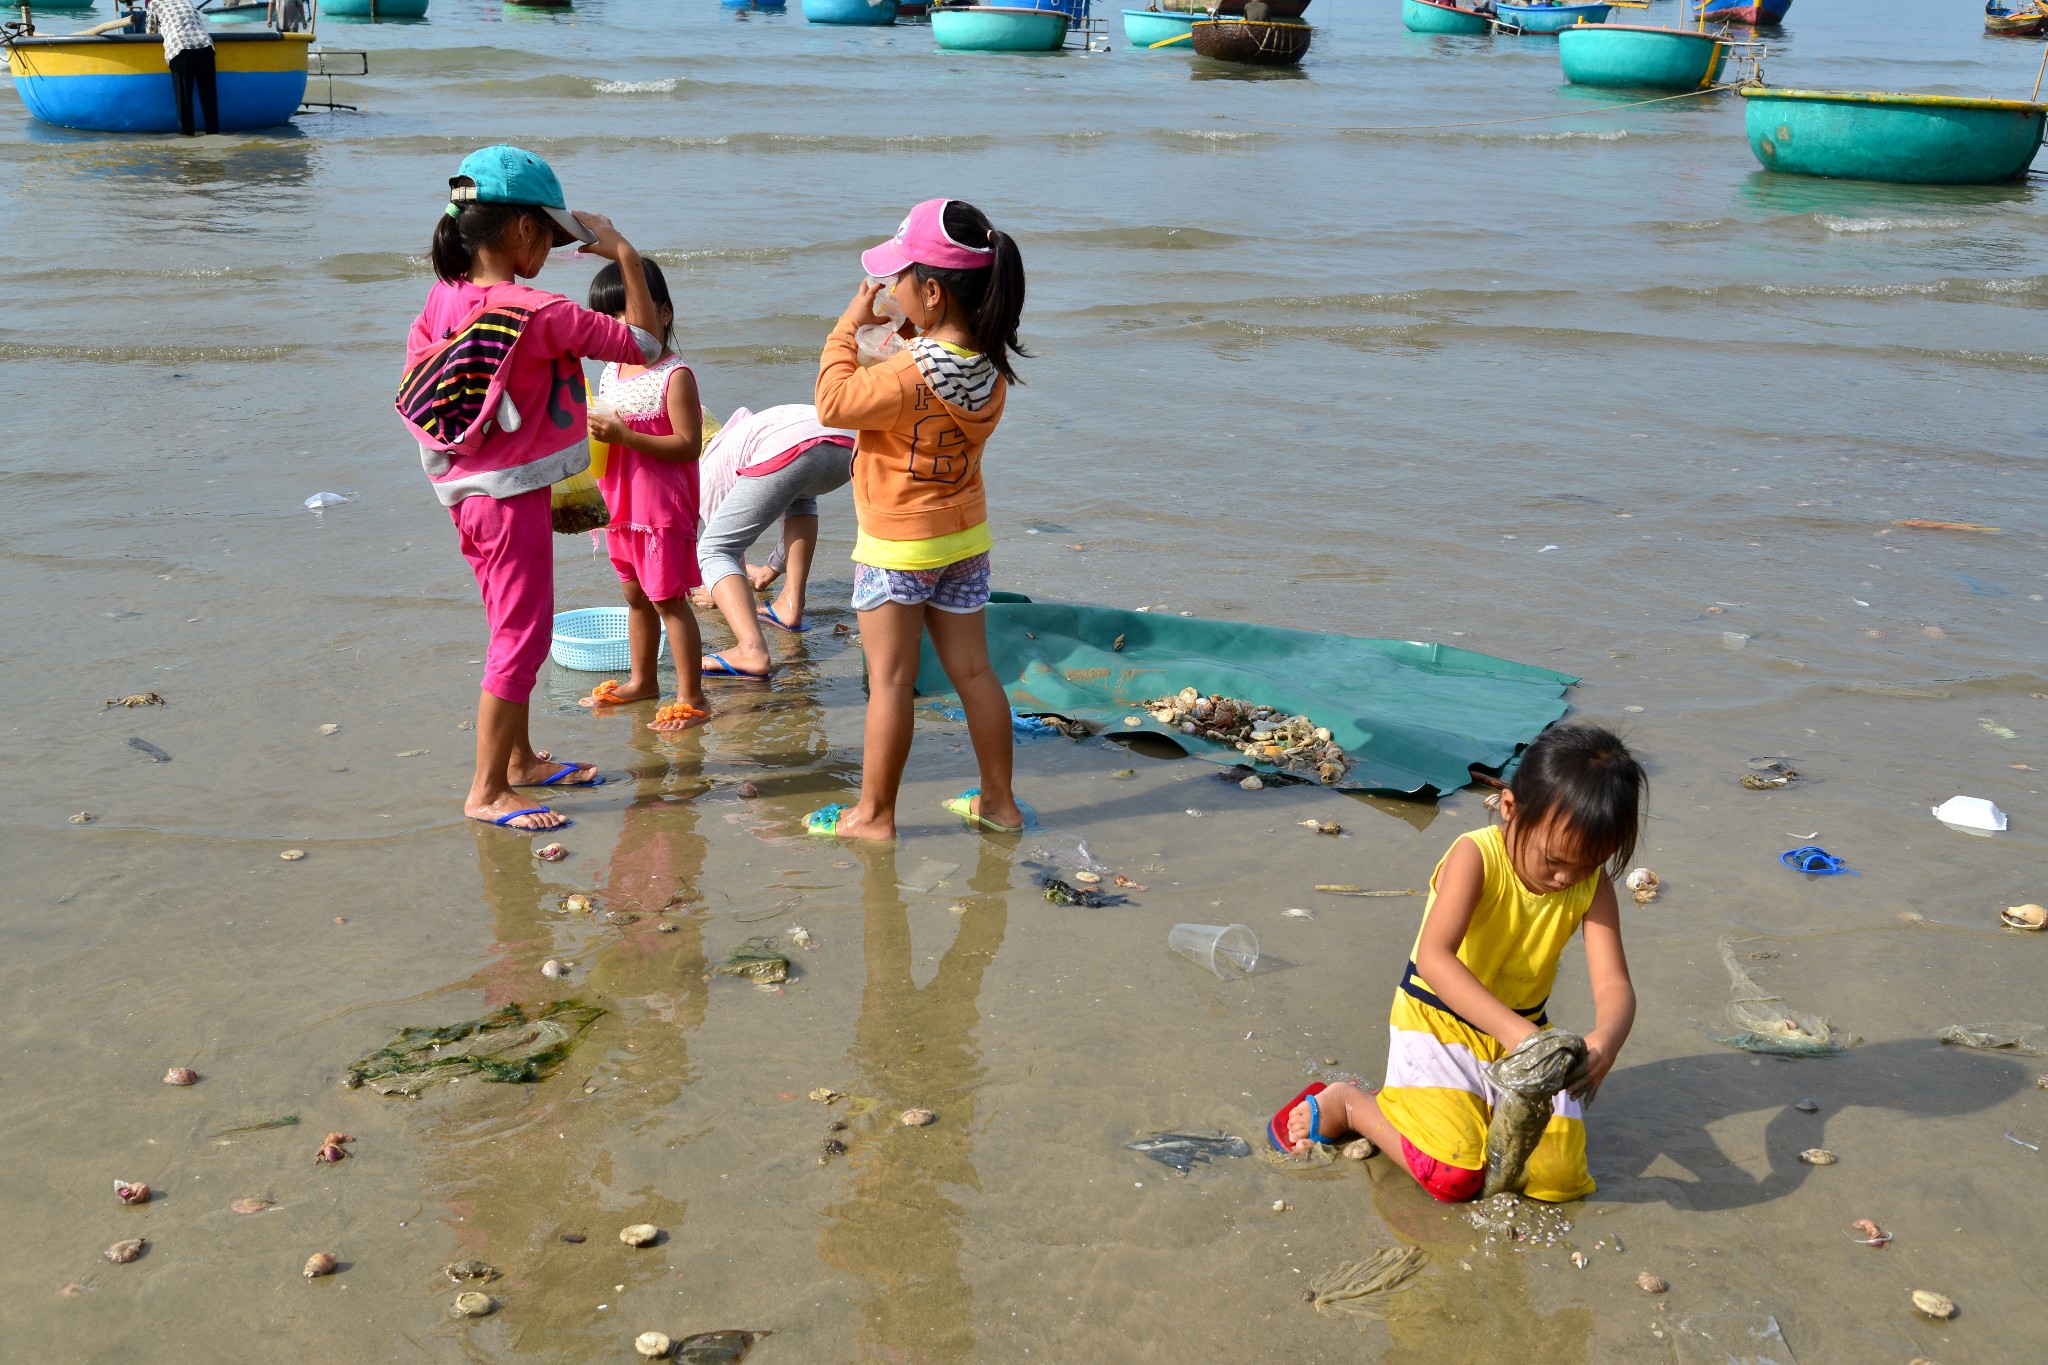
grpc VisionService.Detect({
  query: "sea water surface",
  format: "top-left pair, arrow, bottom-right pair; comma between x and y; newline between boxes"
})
3,0 -> 2046,1358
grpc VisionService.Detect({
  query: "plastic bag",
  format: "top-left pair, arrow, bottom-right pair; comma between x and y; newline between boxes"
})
855,275 -> 910,366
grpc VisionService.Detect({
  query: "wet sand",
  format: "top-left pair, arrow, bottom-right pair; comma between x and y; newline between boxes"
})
6,0 -> 2048,1356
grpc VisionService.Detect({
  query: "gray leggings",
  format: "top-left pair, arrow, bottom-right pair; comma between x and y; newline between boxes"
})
696,440 -> 855,589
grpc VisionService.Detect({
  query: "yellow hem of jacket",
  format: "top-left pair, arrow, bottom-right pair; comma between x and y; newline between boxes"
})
853,521 -> 993,572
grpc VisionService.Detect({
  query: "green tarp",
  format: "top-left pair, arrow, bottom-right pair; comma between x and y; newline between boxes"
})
914,599 -> 1577,797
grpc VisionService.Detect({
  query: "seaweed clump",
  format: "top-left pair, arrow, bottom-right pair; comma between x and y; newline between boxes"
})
344,1000 -> 606,1097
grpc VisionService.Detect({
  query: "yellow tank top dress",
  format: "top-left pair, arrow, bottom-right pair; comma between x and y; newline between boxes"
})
1376,824 -> 1598,1203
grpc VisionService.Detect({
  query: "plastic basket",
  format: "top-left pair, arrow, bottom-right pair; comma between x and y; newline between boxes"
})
551,607 -> 667,673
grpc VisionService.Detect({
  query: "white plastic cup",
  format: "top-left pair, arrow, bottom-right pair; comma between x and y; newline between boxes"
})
1169,923 -> 1259,978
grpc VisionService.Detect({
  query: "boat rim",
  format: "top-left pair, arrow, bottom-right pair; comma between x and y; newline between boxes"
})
1191,16 -> 1310,26
1406,0 -> 1484,10
8,31 -> 314,45
934,6 -> 1071,15
1495,1 -> 1609,11
1561,21 -> 1722,38
1736,85 -> 2047,114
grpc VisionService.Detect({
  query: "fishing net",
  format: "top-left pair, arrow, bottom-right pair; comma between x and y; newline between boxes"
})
1480,1028 -> 1587,1199
1712,938 -> 1856,1056
1305,1246 -> 1430,1322
344,1000 -> 606,1097
1938,1022 -> 2048,1056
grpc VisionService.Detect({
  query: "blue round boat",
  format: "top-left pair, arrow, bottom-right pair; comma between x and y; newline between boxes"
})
804,0 -> 897,23
1402,0 -> 1490,34
1495,1 -> 1610,34
932,5 -> 1066,48
1123,7 -> 1196,45
7,31 -> 311,132
1739,86 -> 2046,185
1557,22 -> 1724,90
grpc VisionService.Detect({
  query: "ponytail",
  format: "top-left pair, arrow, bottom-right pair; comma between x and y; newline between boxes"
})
911,200 -> 1030,384
429,180 -> 553,283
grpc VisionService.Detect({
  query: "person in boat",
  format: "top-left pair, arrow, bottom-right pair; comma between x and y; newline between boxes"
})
269,0 -> 307,30
1242,0 -> 1271,20
145,0 -> 218,137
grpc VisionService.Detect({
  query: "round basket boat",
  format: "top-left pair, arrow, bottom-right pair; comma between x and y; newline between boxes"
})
1124,8 -> 1199,46
932,5 -> 1067,49
1190,17 -> 1311,64
1557,23 -> 1725,91
325,0 -> 432,15
1402,0 -> 1490,34
1494,1 -> 1610,34
7,31 -> 310,132
804,0 -> 899,24
1738,86 -> 2046,184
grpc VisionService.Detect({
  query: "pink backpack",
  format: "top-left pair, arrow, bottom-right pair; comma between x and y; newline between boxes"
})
395,282 -> 565,454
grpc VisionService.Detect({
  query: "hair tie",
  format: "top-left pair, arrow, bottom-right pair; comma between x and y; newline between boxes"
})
445,202 -> 462,219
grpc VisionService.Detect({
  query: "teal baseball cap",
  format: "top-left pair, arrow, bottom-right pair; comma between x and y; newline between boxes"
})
448,145 -> 597,247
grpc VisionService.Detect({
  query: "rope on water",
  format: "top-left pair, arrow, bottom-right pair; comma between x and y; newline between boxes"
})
1230,81 -> 1744,135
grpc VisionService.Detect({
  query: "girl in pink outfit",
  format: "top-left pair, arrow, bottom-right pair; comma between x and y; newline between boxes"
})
396,145 -> 661,832
578,259 -> 711,734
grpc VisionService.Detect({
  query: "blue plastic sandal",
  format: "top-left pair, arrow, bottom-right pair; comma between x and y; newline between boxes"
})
530,761 -> 604,788
758,602 -> 809,634
1779,845 -> 1855,876
472,806 -> 571,830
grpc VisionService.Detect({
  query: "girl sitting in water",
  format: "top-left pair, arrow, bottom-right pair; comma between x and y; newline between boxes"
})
1270,722 -> 1646,1203
578,258 -> 711,733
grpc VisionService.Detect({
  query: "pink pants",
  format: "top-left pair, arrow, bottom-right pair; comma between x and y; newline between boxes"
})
451,487 -> 553,705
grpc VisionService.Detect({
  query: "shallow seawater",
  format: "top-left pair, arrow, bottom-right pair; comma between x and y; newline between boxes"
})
3,0 -> 2047,1358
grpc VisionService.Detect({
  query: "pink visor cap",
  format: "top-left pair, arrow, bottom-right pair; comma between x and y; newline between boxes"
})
860,199 -> 995,277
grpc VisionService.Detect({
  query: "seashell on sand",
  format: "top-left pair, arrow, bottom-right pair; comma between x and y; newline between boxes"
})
1795,1099 -> 1819,1113
1798,1148 -> 1837,1165
1239,775 -> 1264,790
114,1180 -> 151,1206
534,843 -> 568,862
789,926 -> 814,948
303,1252 -> 337,1279
820,1138 -> 848,1160
900,1108 -> 937,1127
1569,1251 -> 1589,1269
1637,1272 -> 1668,1294
1073,872 -> 1101,885
636,1331 -> 673,1359
105,1238 -> 146,1264
163,1067 -> 199,1086
563,893 -> 592,914
541,959 -> 568,979
231,1197 -> 274,1215
1625,867 -> 1660,904
70,811 -> 93,824
1910,1289 -> 1956,1320
808,1088 -> 842,1104
736,781 -> 760,799
2001,903 -> 2047,931
280,849 -> 306,862
619,1224 -> 660,1247
451,1292 -> 496,1318
1342,1139 -> 1375,1161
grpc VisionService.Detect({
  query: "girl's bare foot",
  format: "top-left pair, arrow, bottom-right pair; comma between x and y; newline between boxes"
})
832,806 -> 895,841
745,560 -> 781,592
466,796 -> 567,830
1287,1081 -> 1368,1154
649,702 -> 710,733
579,679 -> 660,708
507,755 -> 598,786
967,791 -> 1025,831
701,647 -> 770,678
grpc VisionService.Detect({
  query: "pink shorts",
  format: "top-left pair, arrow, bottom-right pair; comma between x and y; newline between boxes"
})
1399,1136 -> 1485,1203
607,525 -> 701,603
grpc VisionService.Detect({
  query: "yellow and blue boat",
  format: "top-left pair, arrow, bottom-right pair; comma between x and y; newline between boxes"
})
8,31 -> 313,133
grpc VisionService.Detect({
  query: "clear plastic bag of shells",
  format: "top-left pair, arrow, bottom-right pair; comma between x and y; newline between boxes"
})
1143,688 -> 1350,786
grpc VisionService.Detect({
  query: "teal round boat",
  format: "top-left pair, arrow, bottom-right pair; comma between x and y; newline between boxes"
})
804,0 -> 898,23
1557,23 -> 1724,91
1124,7 -> 1198,47
932,5 -> 1066,49
324,0 -> 432,15
1402,0 -> 1490,34
1739,87 -> 2047,185
22,0 -> 97,10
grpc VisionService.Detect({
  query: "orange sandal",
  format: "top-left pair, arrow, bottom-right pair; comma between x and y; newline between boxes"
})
579,680 -> 627,708
651,702 -> 708,731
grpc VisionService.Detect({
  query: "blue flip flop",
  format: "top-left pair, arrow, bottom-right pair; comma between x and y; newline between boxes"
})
757,602 -> 809,634
702,653 -> 770,680
527,761 -> 604,788
473,806 -> 571,830
1780,844 -> 1855,876
804,803 -> 849,836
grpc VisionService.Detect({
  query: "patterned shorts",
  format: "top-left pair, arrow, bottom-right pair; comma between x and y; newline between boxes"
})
850,552 -> 992,615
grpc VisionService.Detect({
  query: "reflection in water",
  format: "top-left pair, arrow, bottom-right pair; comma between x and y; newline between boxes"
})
817,840 -> 1013,1365
23,130 -> 317,191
